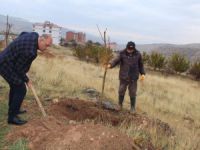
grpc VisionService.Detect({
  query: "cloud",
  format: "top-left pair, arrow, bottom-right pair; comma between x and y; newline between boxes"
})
0,0 -> 200,43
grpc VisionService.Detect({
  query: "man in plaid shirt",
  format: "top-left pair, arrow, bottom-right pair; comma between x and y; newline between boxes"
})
0,32 -> 52,125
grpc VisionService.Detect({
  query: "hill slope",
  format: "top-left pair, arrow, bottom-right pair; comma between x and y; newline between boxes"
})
0,44 -> 200,150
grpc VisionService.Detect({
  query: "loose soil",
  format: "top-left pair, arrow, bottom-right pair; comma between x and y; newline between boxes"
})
7,98 -> 174,150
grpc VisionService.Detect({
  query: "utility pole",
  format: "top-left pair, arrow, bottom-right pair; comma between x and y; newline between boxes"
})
5,15 -> 12,47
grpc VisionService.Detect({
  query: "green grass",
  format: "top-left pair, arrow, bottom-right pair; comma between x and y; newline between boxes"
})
0,98 -> 10,149
0,82 -> 28,150
8,139 -> 28,150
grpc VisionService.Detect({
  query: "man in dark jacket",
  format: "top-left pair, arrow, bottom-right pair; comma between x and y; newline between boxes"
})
107,41 -> 145,113
0,32 -> 52,125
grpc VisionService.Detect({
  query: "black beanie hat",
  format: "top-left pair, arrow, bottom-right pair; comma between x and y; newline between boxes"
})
126,41 -> 135,49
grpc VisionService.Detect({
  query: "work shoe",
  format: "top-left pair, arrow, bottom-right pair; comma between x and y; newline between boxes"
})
8,116 -> 27,125
130,97 -> 136,114
130,107 -> 136,114
119,95 -> 124,104
117,95 -> 124,111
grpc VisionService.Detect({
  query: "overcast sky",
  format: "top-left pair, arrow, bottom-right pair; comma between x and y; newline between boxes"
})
0,0 -> 200,44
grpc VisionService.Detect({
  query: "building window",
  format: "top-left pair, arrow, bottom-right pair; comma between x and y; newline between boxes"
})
43,30 -> 45,33
49,30 -> 52,33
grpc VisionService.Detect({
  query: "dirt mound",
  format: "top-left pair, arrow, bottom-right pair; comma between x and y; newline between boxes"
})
49,99 -> 174,136
7,116 -> 137,150
7,98 -> 174,150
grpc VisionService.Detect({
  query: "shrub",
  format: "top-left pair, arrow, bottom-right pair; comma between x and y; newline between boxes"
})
148,52 -> 166,70
73,45 -> 86,60
73,43 -> 113,64
168,53 -> 190,73
189,60 -> 200,80
142,51 -> 150,65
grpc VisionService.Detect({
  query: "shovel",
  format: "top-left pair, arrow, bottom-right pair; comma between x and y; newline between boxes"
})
29,84 -> 47,117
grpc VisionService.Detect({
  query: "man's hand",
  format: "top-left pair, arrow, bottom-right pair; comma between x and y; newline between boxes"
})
103,64 -> 111,69
107,64 -> 111,69
140,74 -> 145,81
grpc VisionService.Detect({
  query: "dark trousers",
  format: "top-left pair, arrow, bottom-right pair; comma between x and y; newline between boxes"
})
118,79 -> 137,97
8,83 -> 27,119
118,79 -> 137,106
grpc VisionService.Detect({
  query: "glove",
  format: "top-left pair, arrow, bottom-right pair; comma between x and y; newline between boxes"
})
140,74 -> 145,81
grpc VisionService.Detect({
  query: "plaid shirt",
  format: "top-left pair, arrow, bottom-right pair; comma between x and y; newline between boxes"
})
0,32 -> 39,85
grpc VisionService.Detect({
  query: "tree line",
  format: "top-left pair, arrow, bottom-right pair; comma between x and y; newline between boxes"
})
73,40 -> 113,65
142,51 -> 200,80
73,41 -> 200,80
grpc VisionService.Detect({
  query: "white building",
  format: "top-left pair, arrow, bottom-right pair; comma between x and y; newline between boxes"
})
33,21 -> 62,45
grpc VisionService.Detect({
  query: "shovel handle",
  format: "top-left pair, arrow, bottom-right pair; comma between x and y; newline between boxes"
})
30,84 -> 47,117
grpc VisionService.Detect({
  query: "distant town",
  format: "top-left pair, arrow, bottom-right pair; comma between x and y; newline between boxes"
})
0,19 -> 118,51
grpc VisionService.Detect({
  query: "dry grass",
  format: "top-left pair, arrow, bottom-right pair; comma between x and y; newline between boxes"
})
31,47 -> 200,149
1,46 -> 200,149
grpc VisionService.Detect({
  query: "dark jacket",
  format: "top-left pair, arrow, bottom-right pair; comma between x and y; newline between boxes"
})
0,32 -> 39,85
109,49 -> 145,81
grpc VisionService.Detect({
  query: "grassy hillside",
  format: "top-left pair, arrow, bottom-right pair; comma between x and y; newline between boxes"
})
0,46 -> 200,149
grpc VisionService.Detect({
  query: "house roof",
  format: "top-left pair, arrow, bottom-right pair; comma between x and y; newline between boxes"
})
33,21 -> 62,29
